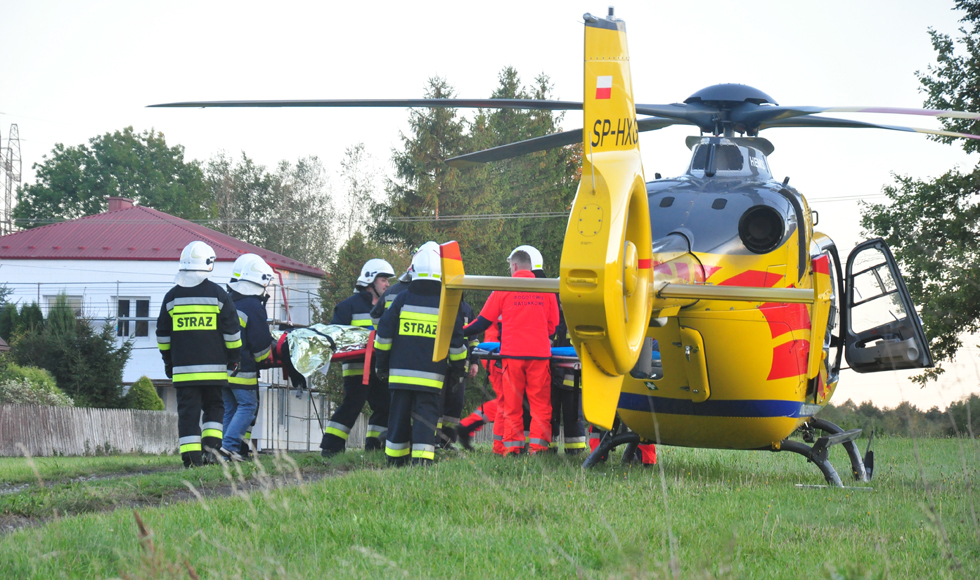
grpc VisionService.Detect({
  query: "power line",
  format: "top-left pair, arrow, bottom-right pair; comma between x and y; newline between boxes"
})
390,211 -> 569,223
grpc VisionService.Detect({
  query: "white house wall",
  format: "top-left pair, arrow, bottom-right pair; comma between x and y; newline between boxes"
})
0,259 -> 321,383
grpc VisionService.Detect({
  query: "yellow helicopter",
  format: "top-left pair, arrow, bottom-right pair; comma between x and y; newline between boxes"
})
154,9 -> 980,485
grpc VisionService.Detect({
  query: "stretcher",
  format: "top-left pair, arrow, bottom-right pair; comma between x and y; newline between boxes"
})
471,342 -> 584,389
470,342 -> 662,389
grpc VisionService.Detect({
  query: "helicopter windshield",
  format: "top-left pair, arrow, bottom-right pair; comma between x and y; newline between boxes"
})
687,141 -> 772,179
691,145 -> 743,171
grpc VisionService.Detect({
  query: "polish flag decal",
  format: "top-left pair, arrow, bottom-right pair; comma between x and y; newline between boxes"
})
596,76 -> 612,99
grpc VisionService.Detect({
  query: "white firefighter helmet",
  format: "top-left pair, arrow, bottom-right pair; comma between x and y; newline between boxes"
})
230,253 -> 274,296
508,245 -> 544,271
411,241 -> 442,281
356,258 -> 395,288
175,241 -> 216,287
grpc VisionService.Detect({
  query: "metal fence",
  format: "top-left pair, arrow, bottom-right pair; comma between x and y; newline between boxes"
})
0,404 -> 178,457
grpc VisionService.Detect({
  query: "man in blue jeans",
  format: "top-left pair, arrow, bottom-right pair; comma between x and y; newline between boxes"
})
220,253 -> 275,461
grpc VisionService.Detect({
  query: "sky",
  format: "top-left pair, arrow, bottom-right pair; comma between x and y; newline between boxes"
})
1,0 -> 978,409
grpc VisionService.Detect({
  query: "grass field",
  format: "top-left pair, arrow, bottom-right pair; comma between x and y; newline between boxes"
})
0,437 -> 977,579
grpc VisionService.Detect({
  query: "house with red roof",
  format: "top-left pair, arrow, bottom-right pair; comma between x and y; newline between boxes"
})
0,197 -> 324,391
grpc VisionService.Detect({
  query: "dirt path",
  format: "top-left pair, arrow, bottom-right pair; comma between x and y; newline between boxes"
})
0,468 -> 339,537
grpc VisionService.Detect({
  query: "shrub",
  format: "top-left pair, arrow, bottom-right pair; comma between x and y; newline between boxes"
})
2,362 -> 59,392
124,376 -> 165,411
11,293 -> 131,407
0,362 -> 74,407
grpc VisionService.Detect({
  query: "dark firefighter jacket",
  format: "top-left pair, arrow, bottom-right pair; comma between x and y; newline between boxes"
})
157,280 -> 241,387
331,289 -> 377,379
370,280 -> 409,327
228,291 -> 273,389
373,280 -> 466,393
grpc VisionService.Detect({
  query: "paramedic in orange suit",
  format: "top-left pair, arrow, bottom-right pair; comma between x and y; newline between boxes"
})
463,249 -> 558,455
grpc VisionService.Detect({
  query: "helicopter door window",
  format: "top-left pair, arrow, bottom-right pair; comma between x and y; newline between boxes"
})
849,254 -> 906,335
842,239 -> 933,373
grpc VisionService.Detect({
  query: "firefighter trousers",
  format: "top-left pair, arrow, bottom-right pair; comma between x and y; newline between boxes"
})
320,372 -> 389,453
550,386 -> 586,454
385,388 -> 441,467
438,375 -> 465,446
177,385 -> 224,467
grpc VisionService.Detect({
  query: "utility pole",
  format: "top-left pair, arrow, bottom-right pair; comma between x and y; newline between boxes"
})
2,124 -> 22,235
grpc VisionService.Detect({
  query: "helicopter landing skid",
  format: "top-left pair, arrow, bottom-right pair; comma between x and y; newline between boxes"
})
582,431 -> 641,468
778,418 -> 870,487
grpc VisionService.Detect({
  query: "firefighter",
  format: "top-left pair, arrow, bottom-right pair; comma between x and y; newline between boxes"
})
320,258 -> 395,456
219,253 -> 274,461
463,249 -> 558,455
374,242 -> 466,466
157,241 -> 241,468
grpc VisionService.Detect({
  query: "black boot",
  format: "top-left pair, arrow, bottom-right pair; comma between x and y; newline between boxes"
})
182,450 -> 205,468
457,423 -> 477,451
437,426 -> 458,450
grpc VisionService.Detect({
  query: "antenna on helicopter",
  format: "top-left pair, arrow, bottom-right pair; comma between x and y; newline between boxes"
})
608,6 -> 614,17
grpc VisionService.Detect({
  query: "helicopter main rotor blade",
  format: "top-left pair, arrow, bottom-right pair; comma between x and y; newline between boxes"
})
445,117 -> 683,167
760,115 -> 980,141
634,103 -> 717,129
149,98 -> 584,111
739,105 -> 980,129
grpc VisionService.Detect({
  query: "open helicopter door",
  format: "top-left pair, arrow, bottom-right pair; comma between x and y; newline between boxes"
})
843,238 -> 933,373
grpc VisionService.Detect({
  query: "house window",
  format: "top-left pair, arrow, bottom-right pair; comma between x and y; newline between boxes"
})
117,298 -> 150,337
45,295 -> 84,317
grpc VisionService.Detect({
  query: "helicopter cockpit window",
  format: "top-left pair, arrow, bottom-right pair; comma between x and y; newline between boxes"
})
848,248 -> 908,336
690,145 -> 744,172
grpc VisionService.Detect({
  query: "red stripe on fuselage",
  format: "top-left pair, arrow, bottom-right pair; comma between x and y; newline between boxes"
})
768,339 -> 809,381
718,269 -> 780,288
638,259 -> 651,269
812,255 -> 830,275
759,302 -> 811,339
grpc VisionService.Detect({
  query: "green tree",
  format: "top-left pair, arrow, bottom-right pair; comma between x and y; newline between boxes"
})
338,143 -> 381,243
379,77 -> 469,249
0,303 -> 18,342
13,127 -> 211,228
12,294 -> 132,407
317,232 -> 409,319
861,1 -> 980,381
375,70 -> 580,308
18,302 -> 44,334
205,153 -> 338,269
124,376 -> 165,411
